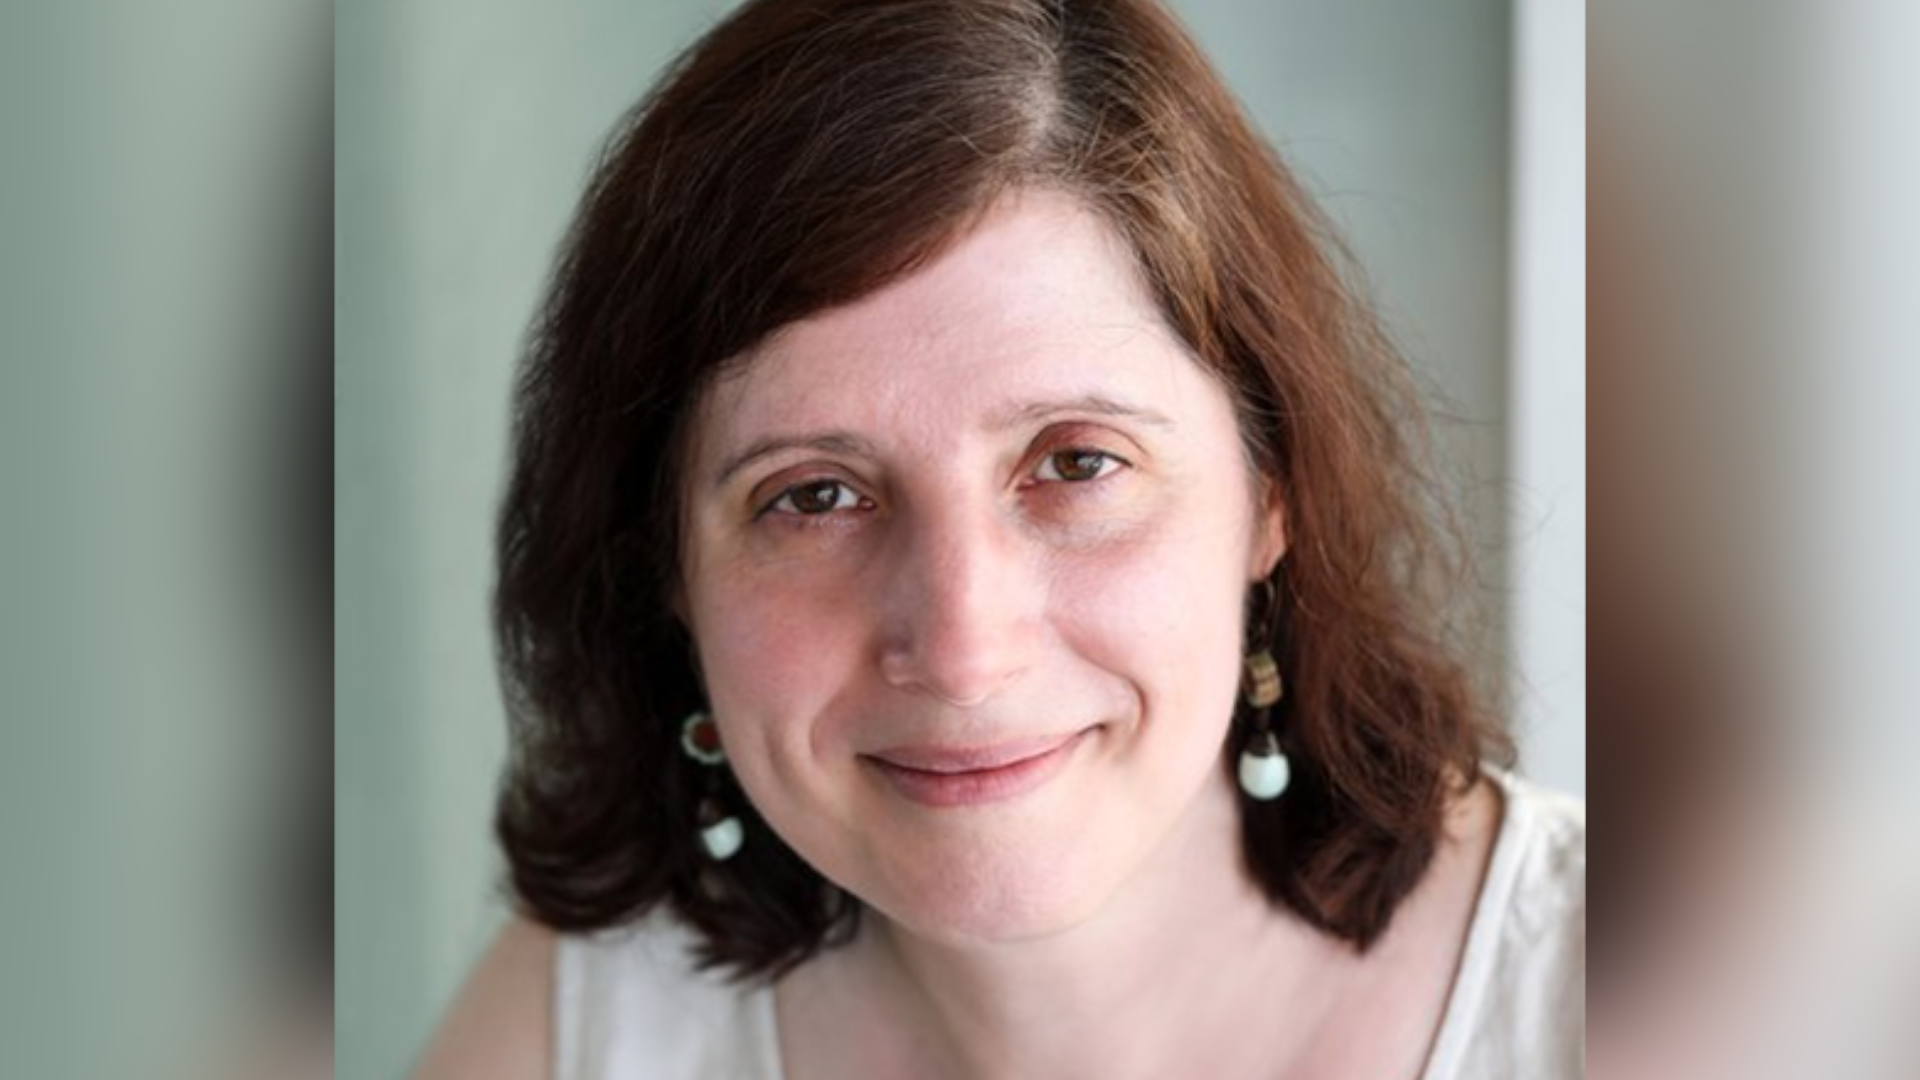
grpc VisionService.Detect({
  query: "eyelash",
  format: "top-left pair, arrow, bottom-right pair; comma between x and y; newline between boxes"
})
1030,448 -> 1127,485
762,479 -> 871,518
755,447 -> 1131,521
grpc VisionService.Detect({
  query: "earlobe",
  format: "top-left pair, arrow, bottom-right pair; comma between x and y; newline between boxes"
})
667,569 -> 694,628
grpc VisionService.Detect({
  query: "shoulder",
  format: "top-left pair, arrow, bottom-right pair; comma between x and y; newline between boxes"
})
1498,771 -> 1586,933
1474,771 -> 1585,1001
411,909 -> 779,1080
552,909 -> 782,1080
1427,770 -> 1586,1080
410,915 -> 555,1080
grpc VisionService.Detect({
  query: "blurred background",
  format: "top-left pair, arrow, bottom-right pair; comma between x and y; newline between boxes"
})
0,2 -> 331,1078
337,1 -> 1583,1077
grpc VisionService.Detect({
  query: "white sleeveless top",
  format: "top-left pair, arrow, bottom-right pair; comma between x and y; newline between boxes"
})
553,770 -> 1585,1080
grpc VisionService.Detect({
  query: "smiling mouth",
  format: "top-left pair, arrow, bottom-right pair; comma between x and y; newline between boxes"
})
862,729 -> 1093,808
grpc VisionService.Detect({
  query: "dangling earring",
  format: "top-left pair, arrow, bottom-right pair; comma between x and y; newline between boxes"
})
1238,573 -> 1291,801
681,710 -> 744,860
1238,650 -> 1290,800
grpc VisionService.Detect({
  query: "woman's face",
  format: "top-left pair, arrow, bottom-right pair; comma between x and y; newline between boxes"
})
679,190 -> 1285,945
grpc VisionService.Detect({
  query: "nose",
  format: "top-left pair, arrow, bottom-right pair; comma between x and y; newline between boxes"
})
876,503 -> 1041,707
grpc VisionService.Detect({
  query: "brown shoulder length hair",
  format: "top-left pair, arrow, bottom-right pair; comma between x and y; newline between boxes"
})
494,0 -> 1511,980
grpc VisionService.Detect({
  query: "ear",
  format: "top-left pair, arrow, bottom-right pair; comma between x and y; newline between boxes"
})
1249,478 -> 1288,580
665,565 -> 699,642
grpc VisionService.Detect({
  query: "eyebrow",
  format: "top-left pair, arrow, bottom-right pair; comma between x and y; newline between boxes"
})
711,393 -> 1175,489
713,432 -> 880,489
984,393 -> 1175,434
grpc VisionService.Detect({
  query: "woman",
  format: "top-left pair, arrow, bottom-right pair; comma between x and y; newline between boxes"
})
416,1 -> 1584,1077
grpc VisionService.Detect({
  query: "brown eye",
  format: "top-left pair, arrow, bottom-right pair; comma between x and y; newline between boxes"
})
770,479 -> 861,515
1037,449 -> 1121,483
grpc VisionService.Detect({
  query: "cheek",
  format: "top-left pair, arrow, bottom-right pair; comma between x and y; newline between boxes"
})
1051,503 -> 1251,729
685,565 -> 870,761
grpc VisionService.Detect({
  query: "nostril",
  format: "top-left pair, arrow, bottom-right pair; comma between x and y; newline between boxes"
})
877,606 -> 1034,706
878,640 -> 1009,707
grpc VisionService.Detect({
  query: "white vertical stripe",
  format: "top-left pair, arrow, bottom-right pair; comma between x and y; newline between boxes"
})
1508,0 -> 1587,795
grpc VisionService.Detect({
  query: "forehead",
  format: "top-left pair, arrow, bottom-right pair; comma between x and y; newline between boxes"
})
693,190 -> 1222,451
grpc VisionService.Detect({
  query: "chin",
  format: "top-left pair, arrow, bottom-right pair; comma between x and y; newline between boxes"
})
863,840 -> 1122,948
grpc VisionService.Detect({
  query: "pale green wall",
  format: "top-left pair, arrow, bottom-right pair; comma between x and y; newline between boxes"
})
336,3 -> 1524,1077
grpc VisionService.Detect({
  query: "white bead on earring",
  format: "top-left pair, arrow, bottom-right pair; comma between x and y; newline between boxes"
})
1238,650 -> 1291,801
697,798 -> 745,861
682,710 -> 744,860
1238,729 -> 1291,801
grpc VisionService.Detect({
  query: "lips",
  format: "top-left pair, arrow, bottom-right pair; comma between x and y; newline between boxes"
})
868,733 -> 1081,773
862,729 -> 1092,808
